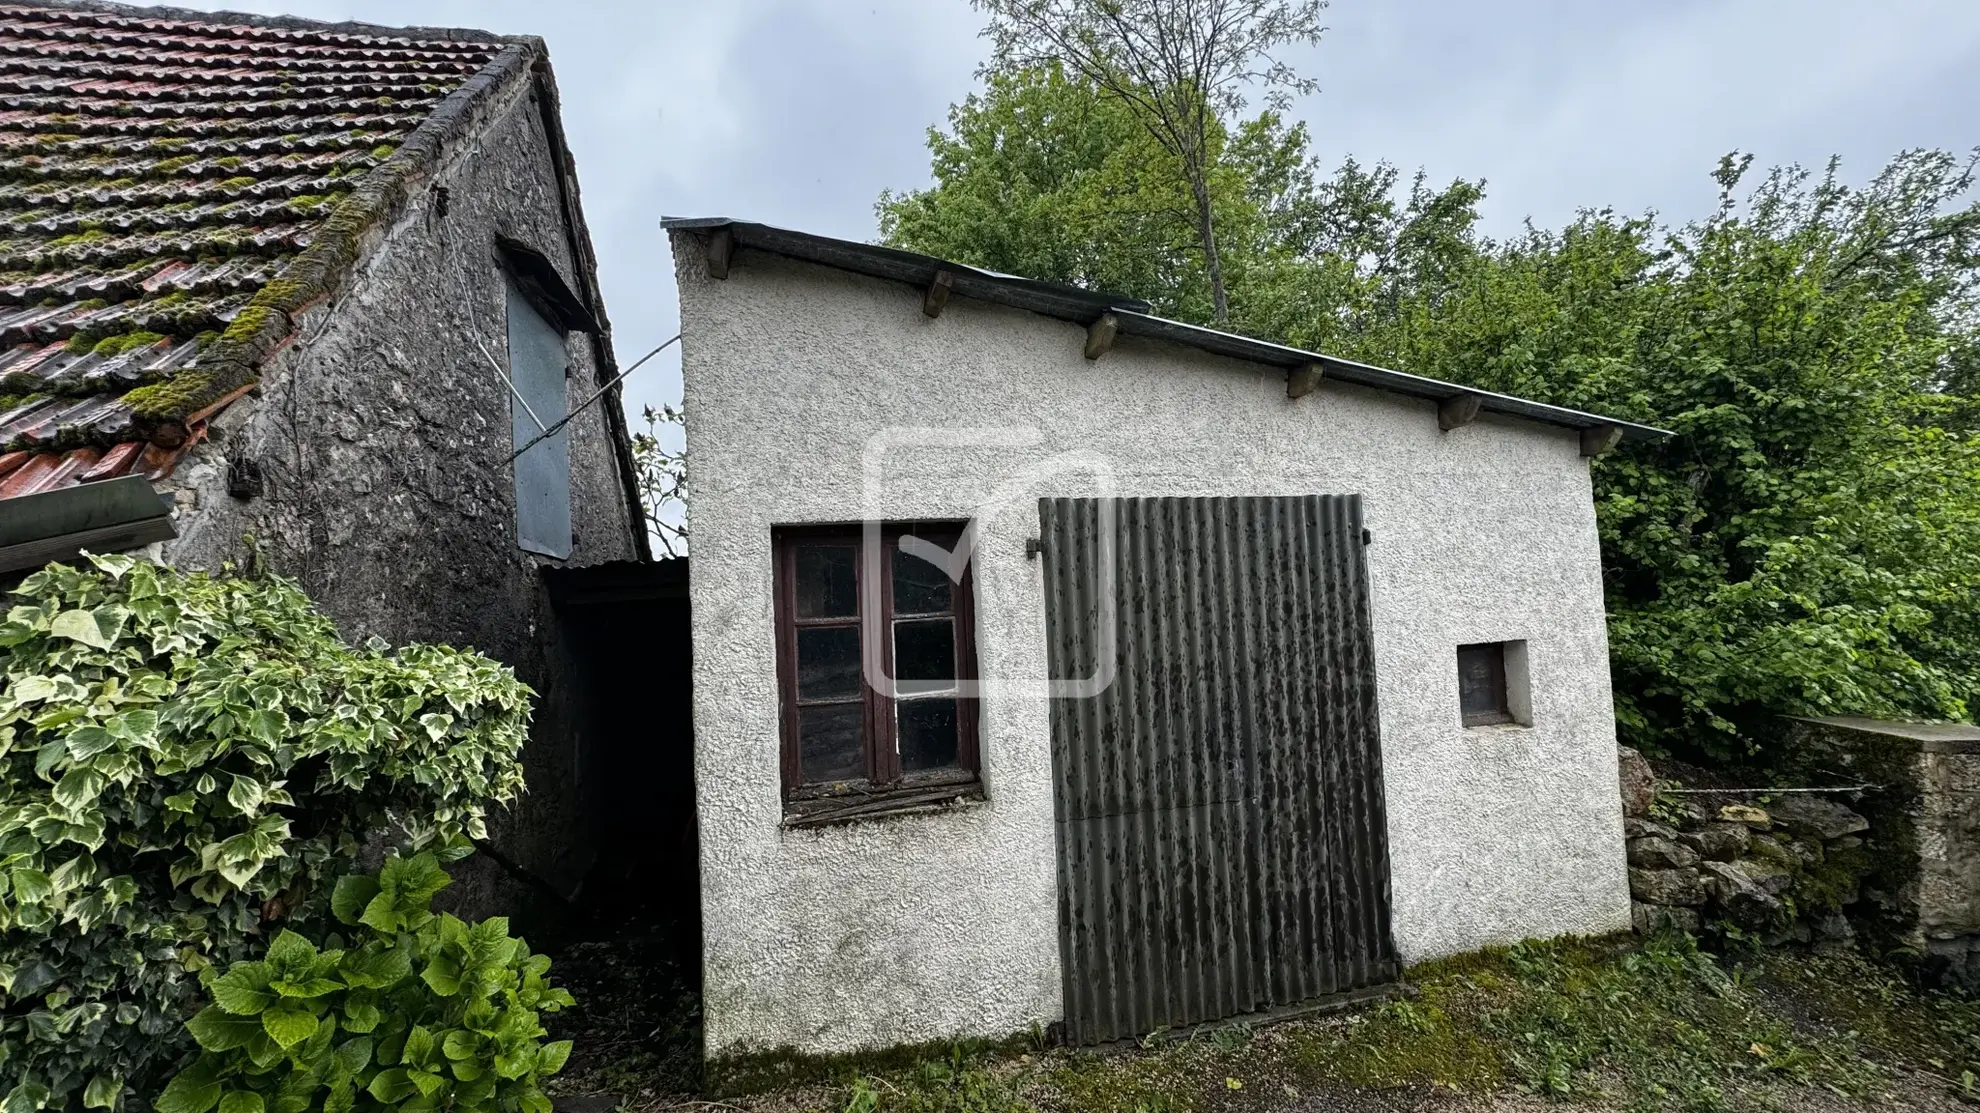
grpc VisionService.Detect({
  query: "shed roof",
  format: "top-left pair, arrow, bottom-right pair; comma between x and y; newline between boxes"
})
0,0 -> 522,503
662,217 -> 1670,444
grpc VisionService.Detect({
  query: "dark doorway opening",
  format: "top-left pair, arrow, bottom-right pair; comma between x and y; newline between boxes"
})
544,558 -> 702,1094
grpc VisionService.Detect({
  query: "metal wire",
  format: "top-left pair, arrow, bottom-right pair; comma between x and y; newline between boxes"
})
508,332 -> 680,462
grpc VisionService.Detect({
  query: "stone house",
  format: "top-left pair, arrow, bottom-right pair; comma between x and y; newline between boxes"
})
665,218 -> 1670,1059
0,1 -> 646,908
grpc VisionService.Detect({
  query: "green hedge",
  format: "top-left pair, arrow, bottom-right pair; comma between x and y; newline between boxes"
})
0,555 -> 532,1112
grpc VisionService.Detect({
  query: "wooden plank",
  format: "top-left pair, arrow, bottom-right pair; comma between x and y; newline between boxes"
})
1287,362 -> 1324,399
922,271 -> 954,318
1084,312 -> 1119,360
1437,394 -> 1481,431
1580,424 -> 1624,457
705,227 -> 734,280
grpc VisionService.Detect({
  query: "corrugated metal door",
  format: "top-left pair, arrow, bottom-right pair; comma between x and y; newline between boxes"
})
1040,495 -> 1398,1045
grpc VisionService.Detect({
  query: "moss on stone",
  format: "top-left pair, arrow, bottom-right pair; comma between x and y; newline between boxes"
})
91,330 -> 167,358
219,306 -> 285,347
370,144 -> 397,160
153,155 -> 195,175
48,229 -> 109,249
123,370 -> 215,419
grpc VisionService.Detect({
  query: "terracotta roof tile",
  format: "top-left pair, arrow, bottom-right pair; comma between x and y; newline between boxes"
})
0,0 -> 509,504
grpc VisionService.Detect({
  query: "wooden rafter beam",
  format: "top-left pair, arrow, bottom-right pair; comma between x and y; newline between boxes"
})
1437,394 -> 1482,431
705,228 -> 733,280
1580,424 -> 1624,457
1084,312 -> 1119,360
923,271 -> 954,318
1287,362 -> 1324,399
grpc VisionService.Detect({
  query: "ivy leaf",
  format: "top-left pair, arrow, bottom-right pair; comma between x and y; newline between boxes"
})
330,876 -> 379,927
261,1000 -> 318,1050
52,766 -> 105,812
188,1006 -> 264,1052
6,675 -> 56,704
226,775 -> 263,818
81,1074 -> 122,1111
217,1093 -> 263,1113
3,1081 -> 50,1113
10,868 -> 51,906
49,608 -> 124,651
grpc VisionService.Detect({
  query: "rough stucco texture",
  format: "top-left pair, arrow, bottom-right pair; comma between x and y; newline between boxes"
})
675,243 -> 1632,1058
160,66 -> 640,912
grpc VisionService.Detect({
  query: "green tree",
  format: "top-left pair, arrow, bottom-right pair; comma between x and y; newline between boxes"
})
970,0 -> 1329,324
881,64 -> 1980,758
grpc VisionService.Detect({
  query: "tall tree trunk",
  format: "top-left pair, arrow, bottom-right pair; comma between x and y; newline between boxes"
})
1188,171 -> 1229,325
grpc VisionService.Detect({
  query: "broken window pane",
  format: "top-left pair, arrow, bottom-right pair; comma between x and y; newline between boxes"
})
893,543 -> 955,615
795,626 -> 861,700
800,703 -> 864,783
795,546 -> 857,618
893,618 -> 955,695
898,698 -> 958,772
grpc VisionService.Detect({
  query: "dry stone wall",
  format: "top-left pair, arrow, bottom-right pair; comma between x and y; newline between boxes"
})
1619,747 -> 1876,945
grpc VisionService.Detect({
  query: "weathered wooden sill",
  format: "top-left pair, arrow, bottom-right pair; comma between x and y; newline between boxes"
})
782,775 -> 985,828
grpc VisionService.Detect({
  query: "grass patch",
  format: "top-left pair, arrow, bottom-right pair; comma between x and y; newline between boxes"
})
595,936 -> 1980,1113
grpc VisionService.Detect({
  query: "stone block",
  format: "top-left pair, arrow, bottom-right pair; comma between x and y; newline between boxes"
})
1632,901 -> 1701,935
1629,867 -> 1706,906
1618,746 -> 1657,818
1719,804 -> 1771,830
1744,834 -> 1799,873
1701,860 -> 1786,929
1627,835 -> 1701,870
1624,817 -> 1677,841
1678,821 -> 1750,861
1766,795 -> 1869,841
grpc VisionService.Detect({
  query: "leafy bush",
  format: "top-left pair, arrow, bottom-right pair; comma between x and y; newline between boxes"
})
0,556 -> 531,1112
159,852 -> 571,1113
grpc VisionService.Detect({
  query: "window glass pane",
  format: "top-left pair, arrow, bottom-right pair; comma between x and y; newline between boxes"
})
800,703 -> 864,783
507,277 -> 571,558
795,626 -> 861,700
893,542 -> 955,615
1457,643 -> 1507,719
898,698 -> 958,772
893,618 -> 956,695
795,546 -> 857,618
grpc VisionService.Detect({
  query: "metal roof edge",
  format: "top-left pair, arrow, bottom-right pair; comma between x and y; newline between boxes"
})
663,217 -> 1671,442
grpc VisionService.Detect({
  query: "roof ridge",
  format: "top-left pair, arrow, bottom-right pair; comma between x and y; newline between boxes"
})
0,1 -> 519,45
118,36 -> 537,445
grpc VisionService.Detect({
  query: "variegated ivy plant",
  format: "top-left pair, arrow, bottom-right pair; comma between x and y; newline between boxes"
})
157,853 -> 572,1113
0,555 -> 532,1113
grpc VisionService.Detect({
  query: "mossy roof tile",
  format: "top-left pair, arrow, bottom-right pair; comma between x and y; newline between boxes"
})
0,0 -> 517,500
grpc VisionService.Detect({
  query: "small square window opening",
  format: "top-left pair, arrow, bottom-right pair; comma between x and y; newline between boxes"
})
1457,640 -> 1531,728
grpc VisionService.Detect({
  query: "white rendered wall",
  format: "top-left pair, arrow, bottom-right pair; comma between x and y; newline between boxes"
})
676,245 -> 1632,1059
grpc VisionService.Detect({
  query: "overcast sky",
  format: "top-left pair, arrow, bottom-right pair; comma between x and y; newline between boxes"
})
184,0 -> 1980,429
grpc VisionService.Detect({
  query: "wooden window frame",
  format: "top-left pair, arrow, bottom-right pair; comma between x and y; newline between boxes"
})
772,523 -> 982,822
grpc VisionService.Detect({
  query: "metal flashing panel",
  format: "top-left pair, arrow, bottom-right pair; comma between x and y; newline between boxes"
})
1040,495 -> 1399,1045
